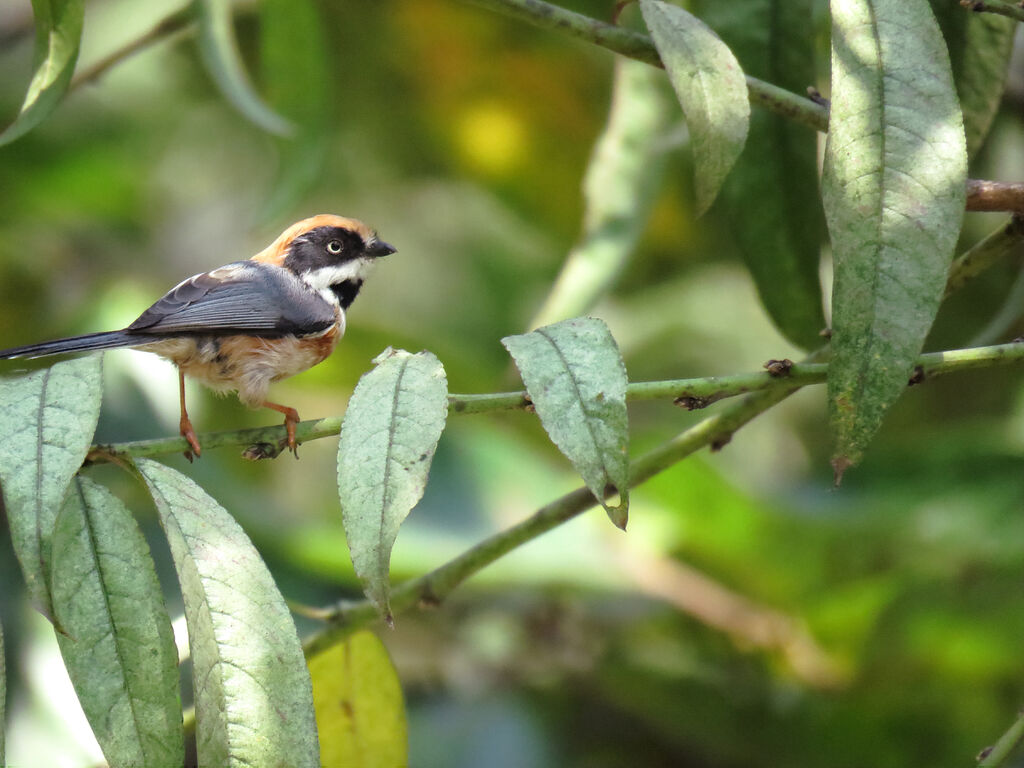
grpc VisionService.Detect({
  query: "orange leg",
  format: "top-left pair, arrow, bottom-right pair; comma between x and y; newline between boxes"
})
178,369 -> 202,460
263,401 -> 301,457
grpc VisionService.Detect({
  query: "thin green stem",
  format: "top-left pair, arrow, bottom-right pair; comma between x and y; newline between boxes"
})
961,0 -> 1024,24
70,2 -> 198,92
979,709 -> 1024,767
88,342 -> 1024,462
945,216 -> 1024,297
301,340 -> 1024,653
460,0 -> 830,131
303,379 -> 802,656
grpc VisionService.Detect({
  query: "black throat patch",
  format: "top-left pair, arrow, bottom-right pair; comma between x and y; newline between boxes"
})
331,279 -> 364,310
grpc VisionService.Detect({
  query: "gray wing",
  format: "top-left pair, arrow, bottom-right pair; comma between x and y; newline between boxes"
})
127,261 -> 336,336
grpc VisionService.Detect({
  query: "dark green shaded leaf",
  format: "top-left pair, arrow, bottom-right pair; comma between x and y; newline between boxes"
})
929,1 -> 1016,157
639,0 -> 750,215
196,0 -> 293,136
338,349 -> 449,620
530,58 -> 673,328
0,617 -> 5,765
52,477 -> 182,768
310,631 -> 408,767
697,0 -> 826,349
136,459 -> 319,768
0,356 -> 102,615
259,0 -> 332,218
0,0 -> 84,146
502,318 -> 630,529
823,0 -> 967,476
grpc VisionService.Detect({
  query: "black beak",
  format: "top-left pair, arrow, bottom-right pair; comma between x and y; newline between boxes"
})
367,240 -> 396,258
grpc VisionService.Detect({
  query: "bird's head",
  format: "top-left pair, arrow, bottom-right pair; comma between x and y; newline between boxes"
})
253,214 -> 395,309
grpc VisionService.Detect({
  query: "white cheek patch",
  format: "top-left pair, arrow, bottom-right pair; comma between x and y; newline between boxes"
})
301,258 -> 376,292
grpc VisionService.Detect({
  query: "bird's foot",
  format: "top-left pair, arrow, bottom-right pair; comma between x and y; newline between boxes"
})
179,415 -> 202,462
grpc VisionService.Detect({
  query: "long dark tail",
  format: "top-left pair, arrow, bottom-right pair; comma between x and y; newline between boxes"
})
0,330 -> 144,360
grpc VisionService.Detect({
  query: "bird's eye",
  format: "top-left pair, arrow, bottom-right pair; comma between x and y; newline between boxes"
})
326,240 -> 343,255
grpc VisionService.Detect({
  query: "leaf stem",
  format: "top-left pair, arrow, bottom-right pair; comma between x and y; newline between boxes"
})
979,708 -> 1024,767
960,0 -> 1024,24
303,379 -> 803,656
69,2 -> 199,92
460,0 -> 830,131
300,340 -> 1024,653
460,0 -> 1024,212
87,341 -> 1024,462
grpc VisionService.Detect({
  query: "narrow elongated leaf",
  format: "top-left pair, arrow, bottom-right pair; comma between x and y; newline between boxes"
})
502,318 -> 630,529
259,0 -> 332,218
929,1 -> 1016,157
823,0 -> 967,476
0,0 -> 84,146
639,0 -> 749,215
136,459 -> 319,768
309,631 -> 408,767
530,59 -> 673,329
338,349 -> 449,620
0,356 -> 102,615
52,477 -> 182,768
696,0 -> 825,349
196,0 -> 293,136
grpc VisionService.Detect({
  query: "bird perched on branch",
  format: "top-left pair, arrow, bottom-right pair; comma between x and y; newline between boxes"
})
0,214 -> 395,459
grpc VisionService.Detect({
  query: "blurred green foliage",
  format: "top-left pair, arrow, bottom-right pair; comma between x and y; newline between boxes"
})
1,0 -> 1024,765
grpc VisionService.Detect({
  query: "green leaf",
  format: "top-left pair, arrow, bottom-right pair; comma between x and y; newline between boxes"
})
1,616 -> 5,765
695,0 -> 825,349
639,0 -> 750,215
823,0 -> 967,477
51,477 -> 183,768
0,356 -> 102,616
196,0 -> 293,136
502,318 -> 630,529
258,0 -> 331,218
338,349 -> 449,621
929,1 -> 1016,158
136,458 -> 319,768
530,58 -> 673,329
309,631 -> 408,768
0,0 -> 84,146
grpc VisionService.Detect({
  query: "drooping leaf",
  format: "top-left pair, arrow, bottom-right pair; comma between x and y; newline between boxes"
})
51,477 -> 182,768
338,349 -> 449,620
0,0 -> 84,146
309,631 -> 408,767
502,317 -> 630,529
696,0 -> 825,349
0,356 -> 102,615
530,58 -> 673,328
258,0 -> 332,218
196,0 -> 293,136
929,1 -> 1016,157
136,458 -> 319,768
639,0 -> 750,215
823,0 -> 967,477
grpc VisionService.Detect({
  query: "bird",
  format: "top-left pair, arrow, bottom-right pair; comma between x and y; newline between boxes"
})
0,214 -> 395,459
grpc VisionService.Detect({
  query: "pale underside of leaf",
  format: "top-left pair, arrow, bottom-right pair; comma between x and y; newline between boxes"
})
52,476 -> 183,768
640,0 -> 750,216
0,356 -> 102,616
338,349 -> 449,620
0,0 -> 84,146
502,317 -> 630,529
136,458 -> 319,768
823,0 -> 967,475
